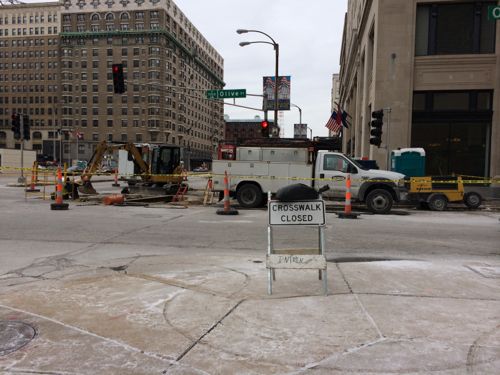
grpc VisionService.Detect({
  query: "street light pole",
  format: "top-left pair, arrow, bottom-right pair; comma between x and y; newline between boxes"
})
291,103 -> 304,139
237,29 -> 280,131
273,43 -> 279,130
291,103 -> 302,124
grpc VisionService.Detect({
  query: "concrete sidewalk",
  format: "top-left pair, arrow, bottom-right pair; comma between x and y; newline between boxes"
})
1,252 -> 499,374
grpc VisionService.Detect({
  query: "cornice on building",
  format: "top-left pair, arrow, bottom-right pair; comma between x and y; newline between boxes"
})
59,0 -> 223,65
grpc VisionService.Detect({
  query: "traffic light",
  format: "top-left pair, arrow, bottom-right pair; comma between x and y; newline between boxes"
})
11,113 -> 20,140
112,63 -> 125,94
260,120 -> 270,138
369,109 -> 384,147
22,115 -> 30,140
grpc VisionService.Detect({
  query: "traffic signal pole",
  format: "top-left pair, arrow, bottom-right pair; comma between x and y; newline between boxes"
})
18,114 -> 25,184
384,107 -> 392,169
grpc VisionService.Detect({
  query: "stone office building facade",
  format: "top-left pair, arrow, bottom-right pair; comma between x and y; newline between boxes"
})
0,0 -> 224,165
339,0 -> 499,178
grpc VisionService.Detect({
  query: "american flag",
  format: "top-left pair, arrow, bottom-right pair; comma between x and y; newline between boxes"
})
325,111 -> 342,133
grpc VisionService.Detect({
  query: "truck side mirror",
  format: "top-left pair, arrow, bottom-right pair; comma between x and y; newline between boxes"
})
347,164 -> 358,174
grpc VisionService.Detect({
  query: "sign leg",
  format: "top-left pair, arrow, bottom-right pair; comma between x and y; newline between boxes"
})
268,268 -> 273,295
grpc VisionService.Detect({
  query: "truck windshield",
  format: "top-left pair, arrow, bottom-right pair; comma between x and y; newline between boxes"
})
344,155 -> 369,170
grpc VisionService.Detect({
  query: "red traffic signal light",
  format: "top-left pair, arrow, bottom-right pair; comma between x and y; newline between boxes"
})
260,120 -> 270,138
112,64 -> 125,94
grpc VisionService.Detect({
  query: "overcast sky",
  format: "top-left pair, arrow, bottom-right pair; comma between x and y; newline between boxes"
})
23,0 -> 347,137
175,0 -> 347,137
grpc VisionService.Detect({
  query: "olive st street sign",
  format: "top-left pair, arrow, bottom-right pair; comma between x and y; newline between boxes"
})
488,6 -> 500,20
206,89 -> 247,99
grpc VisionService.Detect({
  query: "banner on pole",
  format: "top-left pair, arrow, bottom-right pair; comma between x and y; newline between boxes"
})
263,76 -> 291,111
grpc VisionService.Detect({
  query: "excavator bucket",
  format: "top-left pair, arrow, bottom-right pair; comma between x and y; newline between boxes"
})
78,180 -> 98,195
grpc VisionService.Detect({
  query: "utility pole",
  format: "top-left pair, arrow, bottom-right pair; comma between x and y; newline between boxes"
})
18,115 -> 25,184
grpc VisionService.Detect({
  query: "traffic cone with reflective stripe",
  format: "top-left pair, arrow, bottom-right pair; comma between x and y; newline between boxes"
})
51,167 -> 69,210
112,169 -> 120,187
216,171 -> 238,215
337,174 -> 358,219
26,161 -> 40,192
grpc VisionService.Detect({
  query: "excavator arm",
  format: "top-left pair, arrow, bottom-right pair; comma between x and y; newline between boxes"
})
79,141 -> 152,194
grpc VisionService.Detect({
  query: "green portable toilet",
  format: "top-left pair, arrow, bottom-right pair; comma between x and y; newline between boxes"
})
391,148 -> 426,177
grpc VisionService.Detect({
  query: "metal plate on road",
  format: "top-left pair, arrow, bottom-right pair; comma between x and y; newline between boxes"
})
268,200 -> 325,226
266,254 -> 327,269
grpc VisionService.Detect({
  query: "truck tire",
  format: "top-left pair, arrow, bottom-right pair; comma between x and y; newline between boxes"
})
236,184 -> 263,208
428,194 -> 448,211
366,189 -> 393,214
464,192 -> 482,209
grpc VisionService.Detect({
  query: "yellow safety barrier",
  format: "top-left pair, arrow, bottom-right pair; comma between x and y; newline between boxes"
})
1,166 -> 498,185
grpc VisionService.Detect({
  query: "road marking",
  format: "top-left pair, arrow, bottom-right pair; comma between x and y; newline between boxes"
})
198,220 -> 253,224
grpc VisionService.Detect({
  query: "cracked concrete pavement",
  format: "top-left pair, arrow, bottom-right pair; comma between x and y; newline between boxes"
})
0,177 -> 499,374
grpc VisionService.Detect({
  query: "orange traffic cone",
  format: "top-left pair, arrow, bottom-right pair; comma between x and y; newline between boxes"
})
51,167 -> 69,210
112,169 -> 120,187
337,174 -> 358,219
26,161 -> 40,192
216,171 -> 238,215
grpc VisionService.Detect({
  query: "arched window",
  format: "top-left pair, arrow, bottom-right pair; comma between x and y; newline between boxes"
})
91,13 -> 100,21
105,13 -> 114,21
33,131 -> 42,140
120,12 -> 129,20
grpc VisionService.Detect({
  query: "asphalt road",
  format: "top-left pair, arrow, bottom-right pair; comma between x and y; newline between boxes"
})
0,176 -> 499,374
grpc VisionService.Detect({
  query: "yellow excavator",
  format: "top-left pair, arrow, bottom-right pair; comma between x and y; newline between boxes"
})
79,141 -> 185,195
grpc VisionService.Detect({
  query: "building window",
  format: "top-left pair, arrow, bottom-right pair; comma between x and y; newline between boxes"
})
135,133 -> 142,142
412,90 -> 493,177
416,2 -> 496,56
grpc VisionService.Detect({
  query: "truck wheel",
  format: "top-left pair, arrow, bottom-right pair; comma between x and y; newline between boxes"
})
464,192 -> 482,209
366,189 -> 393,214
236,184 -> 263,208
428,194 -> 448,211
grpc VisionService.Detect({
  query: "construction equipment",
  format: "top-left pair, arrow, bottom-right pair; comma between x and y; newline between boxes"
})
203,178 -> 215,205
79,141 -> 185,195
407,176 -> 482,211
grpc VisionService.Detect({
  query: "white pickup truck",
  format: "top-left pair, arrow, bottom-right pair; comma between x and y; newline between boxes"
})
212,142 -> 407,214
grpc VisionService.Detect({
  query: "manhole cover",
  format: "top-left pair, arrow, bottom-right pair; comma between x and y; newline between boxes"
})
0,321 -> 36,356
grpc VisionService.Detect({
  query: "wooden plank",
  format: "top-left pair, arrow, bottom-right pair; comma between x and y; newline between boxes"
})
266,254 -> 327,270
272,248 -> 320,255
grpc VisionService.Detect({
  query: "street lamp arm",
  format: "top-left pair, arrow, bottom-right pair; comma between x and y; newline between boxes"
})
239,41 -> 275,47
241,29 -> 278,45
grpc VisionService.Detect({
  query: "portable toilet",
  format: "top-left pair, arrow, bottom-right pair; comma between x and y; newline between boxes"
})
391,148 -> 426,177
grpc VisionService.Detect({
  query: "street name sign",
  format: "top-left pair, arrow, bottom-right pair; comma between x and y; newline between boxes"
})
488,6 -> 500,20
268,200 -> 325,226
206,89 -> 246,99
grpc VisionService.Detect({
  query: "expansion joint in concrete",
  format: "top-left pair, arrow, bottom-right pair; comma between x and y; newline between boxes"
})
175,299 -> 245,362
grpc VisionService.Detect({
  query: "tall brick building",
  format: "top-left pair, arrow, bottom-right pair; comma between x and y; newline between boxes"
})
0,0 -> 224,165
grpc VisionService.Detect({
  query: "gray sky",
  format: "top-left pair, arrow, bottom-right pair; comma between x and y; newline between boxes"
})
23,0 -> 347,137
175,0 -> 347,137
